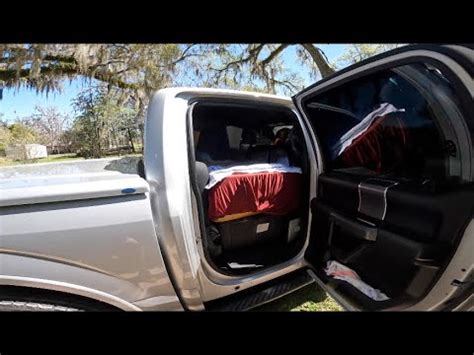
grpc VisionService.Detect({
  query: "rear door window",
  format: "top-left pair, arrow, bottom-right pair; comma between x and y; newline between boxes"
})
303,63 -> 465,183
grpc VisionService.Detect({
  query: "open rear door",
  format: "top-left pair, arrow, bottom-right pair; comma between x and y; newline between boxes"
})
294,44 -> 474,311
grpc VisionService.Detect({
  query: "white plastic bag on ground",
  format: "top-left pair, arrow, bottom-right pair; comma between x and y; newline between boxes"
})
325,260 -> 390,301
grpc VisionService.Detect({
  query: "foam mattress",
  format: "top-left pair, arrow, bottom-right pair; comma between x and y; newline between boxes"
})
206,163 -> 302,222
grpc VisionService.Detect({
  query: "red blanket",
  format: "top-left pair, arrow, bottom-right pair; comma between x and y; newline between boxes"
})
340,115 -> 409,173
208,171 -> 302,222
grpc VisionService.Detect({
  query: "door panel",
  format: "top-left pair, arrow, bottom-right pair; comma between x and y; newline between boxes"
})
308,173 -> 474,300
296,45 -> 474,310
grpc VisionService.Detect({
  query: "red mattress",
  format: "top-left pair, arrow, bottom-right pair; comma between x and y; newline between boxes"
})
208,171 -> 302,222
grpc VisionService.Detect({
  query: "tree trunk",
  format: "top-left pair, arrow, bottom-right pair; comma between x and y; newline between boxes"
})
301,44 -> 336,78
127,128 -> 136,153
112,128 -> 120,155
95,125 -> 102,158
138,125 -> 145,153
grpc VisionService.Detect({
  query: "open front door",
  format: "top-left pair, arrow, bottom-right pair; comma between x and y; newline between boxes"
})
294,45 -> 474,311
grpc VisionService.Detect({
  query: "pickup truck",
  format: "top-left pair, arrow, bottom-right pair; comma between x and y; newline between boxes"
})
1,44 -> 473,311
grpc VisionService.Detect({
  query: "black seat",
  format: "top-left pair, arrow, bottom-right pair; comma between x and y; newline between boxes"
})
246,145 -> 271,162
196,125 -> 231,162
246,145 -> 290,165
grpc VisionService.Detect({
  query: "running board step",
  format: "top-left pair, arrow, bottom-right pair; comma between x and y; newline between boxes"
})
205,269 -> 315,312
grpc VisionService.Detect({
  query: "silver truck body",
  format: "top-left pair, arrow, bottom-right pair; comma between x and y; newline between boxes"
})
0,89 -> 313,311
1,45 -> 472,311
0,158 -> 183,310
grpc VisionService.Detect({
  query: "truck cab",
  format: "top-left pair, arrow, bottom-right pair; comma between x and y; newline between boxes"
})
1,44 -> 472,311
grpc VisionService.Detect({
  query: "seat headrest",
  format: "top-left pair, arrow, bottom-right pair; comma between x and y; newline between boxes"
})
195,161 -> 209,192
196,125 -> 230,160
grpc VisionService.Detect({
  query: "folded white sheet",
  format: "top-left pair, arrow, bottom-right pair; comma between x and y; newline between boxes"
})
205,163 -> 302,189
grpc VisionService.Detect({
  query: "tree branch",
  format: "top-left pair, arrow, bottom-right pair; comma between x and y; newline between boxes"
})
0,64 -> 140,91
301,43 -> 336,78
172,44 -> 197,65
260,44 -> 290,66
211,44 -> 265,73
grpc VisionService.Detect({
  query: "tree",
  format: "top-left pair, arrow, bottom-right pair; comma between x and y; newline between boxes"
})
0,43 -> 337,99
26,106 -> 70,154
8,122 -> 38,145
0,44 -> 183,92
71,85 -> 140,158
336,44 -> 406,68
0,114 -> 11,151
0,44 -> 190,118
71,87 -> 106,158
174,44 -> 336,95
0,126 -> 11,151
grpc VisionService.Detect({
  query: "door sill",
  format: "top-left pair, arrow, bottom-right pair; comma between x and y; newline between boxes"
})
205,269 -> 315,311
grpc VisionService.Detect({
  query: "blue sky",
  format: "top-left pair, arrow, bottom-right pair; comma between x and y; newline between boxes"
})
281,44 -> 348,86
1,79 -> 87,121
0,44 -> 350,122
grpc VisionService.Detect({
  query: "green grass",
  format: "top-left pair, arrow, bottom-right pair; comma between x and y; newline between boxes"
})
254,283 -> 342,312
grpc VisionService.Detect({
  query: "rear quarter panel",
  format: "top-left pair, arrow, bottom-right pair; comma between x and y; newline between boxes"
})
0,192 -> 182,311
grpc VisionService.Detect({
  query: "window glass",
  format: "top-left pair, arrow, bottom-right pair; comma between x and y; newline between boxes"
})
303,63 -> 464,183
